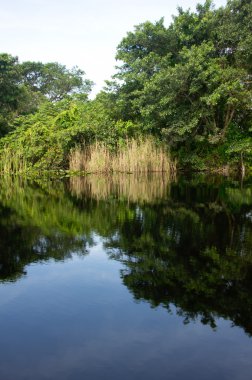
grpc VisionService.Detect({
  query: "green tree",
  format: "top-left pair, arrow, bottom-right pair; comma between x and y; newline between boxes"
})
0,54 -> 23,135
110,0 -> 252,168
139,42 -> 251,144
20,61 -> 93,101
112,19 -> 173,123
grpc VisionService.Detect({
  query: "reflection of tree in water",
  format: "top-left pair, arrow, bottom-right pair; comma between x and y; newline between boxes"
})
0,205 -> 90,282
0,177 -> 94,282
0,175 -> 252,336
105,179 -> 252,335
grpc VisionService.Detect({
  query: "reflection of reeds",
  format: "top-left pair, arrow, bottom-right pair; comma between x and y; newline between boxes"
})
0,147 -> 28,174
69,173 -> 174,203
69,138 -> 176,175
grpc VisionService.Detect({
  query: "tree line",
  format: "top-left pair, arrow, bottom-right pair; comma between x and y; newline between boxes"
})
0,0 -> 251,173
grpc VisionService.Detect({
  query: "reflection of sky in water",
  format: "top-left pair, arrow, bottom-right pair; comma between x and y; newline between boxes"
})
246,211 -> 252,222
0,246 -> 252,380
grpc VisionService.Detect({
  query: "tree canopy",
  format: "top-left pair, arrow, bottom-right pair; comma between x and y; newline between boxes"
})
0,54 -> 92,136
111,0 -> 252,157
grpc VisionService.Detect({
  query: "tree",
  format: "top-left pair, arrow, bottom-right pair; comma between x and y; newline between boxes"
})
110,0 -> 252,168
138,42 -> 251,145
0,54 -> 23,135
0,54 -> 93,137
112,19 -> 173,122
20,61 -> 93,101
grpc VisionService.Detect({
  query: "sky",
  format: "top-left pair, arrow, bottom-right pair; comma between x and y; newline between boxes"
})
0,0 -> 227,96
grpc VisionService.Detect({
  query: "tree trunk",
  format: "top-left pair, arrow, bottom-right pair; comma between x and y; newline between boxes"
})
221,106 -> 235,139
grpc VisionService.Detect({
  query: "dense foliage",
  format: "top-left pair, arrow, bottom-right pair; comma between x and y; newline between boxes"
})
0,0 -> 251,172
111,0 -> 252,169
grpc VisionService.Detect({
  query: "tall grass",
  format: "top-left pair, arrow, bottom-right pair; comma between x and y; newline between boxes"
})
69,138 -> 176,175
0,137 -> 176,176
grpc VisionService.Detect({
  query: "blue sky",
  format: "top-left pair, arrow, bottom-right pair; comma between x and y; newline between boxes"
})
0,0 -> 227,95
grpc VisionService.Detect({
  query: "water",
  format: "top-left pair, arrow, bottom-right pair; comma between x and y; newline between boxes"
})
0,174 -> 251,380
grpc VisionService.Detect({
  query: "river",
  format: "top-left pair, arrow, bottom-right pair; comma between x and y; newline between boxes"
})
0,174 -> 251,379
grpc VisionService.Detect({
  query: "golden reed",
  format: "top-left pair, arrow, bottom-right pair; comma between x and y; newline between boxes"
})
69,138 -> 176,175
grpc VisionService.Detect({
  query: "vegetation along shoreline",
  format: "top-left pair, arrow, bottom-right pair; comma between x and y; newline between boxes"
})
0,0 -> 251,177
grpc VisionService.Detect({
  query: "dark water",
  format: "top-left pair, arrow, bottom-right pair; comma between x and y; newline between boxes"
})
0,174 -> 252,380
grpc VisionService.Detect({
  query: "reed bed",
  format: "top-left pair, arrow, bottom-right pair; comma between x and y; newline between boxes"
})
69,173 -> 173,203
69,138 -> 176,175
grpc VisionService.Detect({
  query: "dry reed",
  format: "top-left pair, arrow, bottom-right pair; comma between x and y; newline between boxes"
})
69,138 -> 176,175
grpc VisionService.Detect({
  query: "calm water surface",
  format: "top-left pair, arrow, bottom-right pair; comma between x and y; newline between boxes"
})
0,174 -> 252,380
